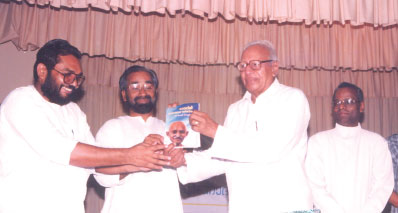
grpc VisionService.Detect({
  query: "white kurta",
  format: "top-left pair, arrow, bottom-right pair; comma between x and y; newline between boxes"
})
305,123 -> 394,213
94,116 -> 183,213
178,79 -> 313,213
0,86 -> 94,213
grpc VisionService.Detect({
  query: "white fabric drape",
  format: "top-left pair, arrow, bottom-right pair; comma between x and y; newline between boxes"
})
16,0 -> 398,26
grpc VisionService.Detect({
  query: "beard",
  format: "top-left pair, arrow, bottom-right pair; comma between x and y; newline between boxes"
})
126,94 -> 156,114
41,75 -> 84,105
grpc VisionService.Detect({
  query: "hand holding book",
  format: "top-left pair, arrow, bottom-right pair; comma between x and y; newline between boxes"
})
189,110 -> 218,139
165,103 -> 200,148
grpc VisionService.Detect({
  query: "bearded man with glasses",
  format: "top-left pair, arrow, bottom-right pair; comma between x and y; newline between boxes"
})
0,39 -> 171,213
305,82 -> 394,213
174,40 -> 315,212
93,65 -> 184,213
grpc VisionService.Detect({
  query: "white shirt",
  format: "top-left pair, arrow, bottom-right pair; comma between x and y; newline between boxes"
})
178,79 -> 313,213
305,123 -> 394,213
0,85 -> 94,213
94,115 -> 183,213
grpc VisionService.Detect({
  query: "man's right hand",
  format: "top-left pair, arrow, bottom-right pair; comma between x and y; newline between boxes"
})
127,142 -> 170,170
142,134 -> 164,146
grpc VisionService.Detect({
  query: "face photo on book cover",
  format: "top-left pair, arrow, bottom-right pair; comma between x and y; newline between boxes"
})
166,121 -> 189,146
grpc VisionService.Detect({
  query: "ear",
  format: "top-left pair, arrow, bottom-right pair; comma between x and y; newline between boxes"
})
271,61 -> 279,77
121,90 -> 127,102
36,63 -> 48,82
359,101 -> 365,113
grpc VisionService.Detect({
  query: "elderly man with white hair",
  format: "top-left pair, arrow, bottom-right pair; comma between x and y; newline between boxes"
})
175,40 -> 314,213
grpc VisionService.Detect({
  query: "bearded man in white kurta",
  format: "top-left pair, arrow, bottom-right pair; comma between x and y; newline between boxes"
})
305,82 -> 394,213
94,66 -> 183,213
177,40 -> 314,213
0,40 -> 170,213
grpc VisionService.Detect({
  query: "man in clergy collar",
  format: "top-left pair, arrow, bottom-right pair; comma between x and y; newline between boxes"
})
305,82 -> 394,213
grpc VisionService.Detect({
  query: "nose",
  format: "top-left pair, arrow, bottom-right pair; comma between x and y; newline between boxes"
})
137,87 -> 147,95
338,103 -> 346,110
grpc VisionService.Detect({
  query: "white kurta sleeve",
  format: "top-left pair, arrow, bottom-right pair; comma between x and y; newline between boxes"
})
305,135 -> 345,213
362,138 -> 394,213
93,119 -> 125,187
209,89 -> 310,163
2,89 -> 79,166
177,151 -> 225,184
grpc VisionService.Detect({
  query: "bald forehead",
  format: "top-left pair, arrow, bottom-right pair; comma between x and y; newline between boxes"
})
241,45 -> 270,60
170,122 -> 186,130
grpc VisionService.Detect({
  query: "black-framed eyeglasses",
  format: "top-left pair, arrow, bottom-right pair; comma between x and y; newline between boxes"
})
52,68 -> 85,86
128,82 -> 154,92
236,60 -> 274,72
333,98 -> 358,107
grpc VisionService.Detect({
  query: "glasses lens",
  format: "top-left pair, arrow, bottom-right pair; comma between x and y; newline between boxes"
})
144,83 -> 153,90
63,73 -> 75,84
249,61 -> 261,70
334,98 -> 357,106
237,63 -> 246,71
129,83 -> 153,91
346,98 -> 356,105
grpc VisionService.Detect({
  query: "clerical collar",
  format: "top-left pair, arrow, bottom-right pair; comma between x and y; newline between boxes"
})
335,123 -> 361,139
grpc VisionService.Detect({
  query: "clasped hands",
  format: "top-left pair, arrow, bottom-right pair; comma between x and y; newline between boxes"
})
133,134 -> 186,171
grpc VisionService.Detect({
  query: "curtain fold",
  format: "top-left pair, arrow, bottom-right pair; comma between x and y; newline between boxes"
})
0,1 -> 397,70
79,55 -> 398,138
14,0 -> 398,26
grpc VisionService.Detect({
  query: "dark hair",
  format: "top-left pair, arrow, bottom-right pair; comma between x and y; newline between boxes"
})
119,65 -> 159,92
33,39 -> 81,83
332,82 -> 364,102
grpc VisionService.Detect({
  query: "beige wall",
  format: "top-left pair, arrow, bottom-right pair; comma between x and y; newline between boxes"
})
0,41 -> 36,103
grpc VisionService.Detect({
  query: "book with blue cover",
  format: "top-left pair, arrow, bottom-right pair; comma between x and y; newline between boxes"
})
165,103 -> 200,148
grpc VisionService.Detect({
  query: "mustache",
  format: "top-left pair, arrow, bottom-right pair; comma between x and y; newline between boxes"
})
60,84 -> 77,91
134,95 -> 152,102
172,136 -> 183,140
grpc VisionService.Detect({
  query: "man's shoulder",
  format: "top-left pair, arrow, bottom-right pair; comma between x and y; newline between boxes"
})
102,115 -> 130,126
2,85 -> 35,102
100,116 -> 165,129
96,116 -> 129,137
1,86 -> 42,111
359,128 -> 386,143
309,129 -> 335,141
278,83 -> 307,98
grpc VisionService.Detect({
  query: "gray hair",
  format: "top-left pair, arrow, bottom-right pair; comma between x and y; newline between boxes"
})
241,40 -> 278,61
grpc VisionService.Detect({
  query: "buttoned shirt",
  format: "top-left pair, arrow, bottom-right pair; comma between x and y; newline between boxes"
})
94,115 -> 183,213
178,79 -> 313,212
0,85 -> 94,213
